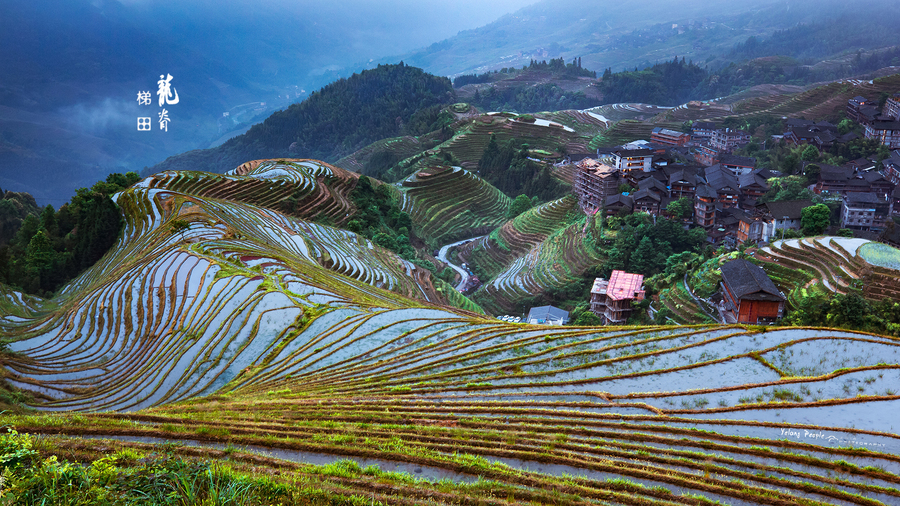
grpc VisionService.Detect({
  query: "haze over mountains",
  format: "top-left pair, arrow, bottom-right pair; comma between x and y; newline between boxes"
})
2,0 -> 899,204
0,0 -> 532,204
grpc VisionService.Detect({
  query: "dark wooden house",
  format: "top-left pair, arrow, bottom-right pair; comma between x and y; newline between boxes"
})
720,259 -> 785,324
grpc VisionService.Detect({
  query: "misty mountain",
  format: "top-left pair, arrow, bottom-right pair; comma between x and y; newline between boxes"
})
146,64 -> 455,175
394,0 -> 900,79
0,0 -> 530,204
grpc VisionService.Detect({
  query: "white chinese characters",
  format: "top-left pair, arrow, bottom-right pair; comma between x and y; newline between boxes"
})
157,74 -> 180,106
136,74 -> 180,131
158,109 -> 170,132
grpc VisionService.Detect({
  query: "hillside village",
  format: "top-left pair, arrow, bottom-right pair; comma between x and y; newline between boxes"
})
553,92 -> 900,326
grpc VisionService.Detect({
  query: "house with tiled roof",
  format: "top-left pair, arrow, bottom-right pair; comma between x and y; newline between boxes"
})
719,154 -> 756,176
847,96 -> 872,121
669,169 -> 698,200
720,259 -> 785,324
738,169 -> 771,204
590,271 -> 645,325
702,164 -> 740,208
604,194 -> 633,216
651,127 -> 690,147
526,305 -> 569,325
633,187 -> 662,215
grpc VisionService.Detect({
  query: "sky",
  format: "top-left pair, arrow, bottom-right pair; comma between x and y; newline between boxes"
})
0,0 -> 541,202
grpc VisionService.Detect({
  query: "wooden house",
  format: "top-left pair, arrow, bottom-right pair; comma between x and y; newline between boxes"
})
590,271 -> 645,325
720,259 -> 785,324
573,159 -> 619,212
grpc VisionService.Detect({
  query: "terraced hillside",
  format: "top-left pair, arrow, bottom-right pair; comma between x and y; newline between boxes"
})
461,195 -> 579,281
146,159 -> 359,226
468,212 -> 606,315
439,113 -> 587,169
400,166 -> 512,246
3,170 -> 900,503
588,120 -> 662,150
1,171 -> 492,409
753,237 -> 900,307
655,73 -> 900,124
666,237 -> 900,325
6,320 -> 900,505
333,136 -> 433,175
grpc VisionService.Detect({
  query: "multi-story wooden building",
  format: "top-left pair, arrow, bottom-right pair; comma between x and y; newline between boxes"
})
604,194 -> 633,216
651,127 -> 690,147
633,188 -> 662,215
573,159 -> 619,212
720,259 -> 785,324
709,128 -> 751,152
691,121 -> 717,141
694,185 -> 717,228
883,93 -> 900,120
884,150 -> 900,186
590,271 -> 645,325
669,169 -> 698,200
847,96 -> 873,121
702,164 -> 740,208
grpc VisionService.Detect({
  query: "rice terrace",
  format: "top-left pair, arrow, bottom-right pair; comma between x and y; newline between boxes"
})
0,159 -> 898,505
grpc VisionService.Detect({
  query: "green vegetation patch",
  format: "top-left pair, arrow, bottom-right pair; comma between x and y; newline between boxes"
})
859,242 -> 900,271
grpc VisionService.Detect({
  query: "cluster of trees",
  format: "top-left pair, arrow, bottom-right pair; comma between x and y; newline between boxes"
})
151,64 -> 456,174
470,83 -> 598,114
525,58 -> 596,78
785,290 -> 900,336
478,136 -> 569,202
454,58 -> 596,88
346,176 -> 415,259
603,213 -> 706,277
758,176 -> 819,204
0,173 -> 140,296
0,190 -> 40,246
345,176 -> 454,284
598,58 -> 707,106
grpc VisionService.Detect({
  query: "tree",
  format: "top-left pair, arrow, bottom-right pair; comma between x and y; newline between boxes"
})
629,236 -> 656,275
801,203 -> 830,235
800,144 -> 819,162
665,197 -> 693,220
760,176 -> 817,203
804,163 -> 821,187
507,194 -> 533,220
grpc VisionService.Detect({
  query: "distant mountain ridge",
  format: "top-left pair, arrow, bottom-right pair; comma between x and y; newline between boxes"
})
391,0 -> 900,80
145,64 -> 455,176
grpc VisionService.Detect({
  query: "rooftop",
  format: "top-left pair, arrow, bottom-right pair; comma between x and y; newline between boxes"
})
606,270 -> 645,301
764,200 -> 812,220
526,305 -> 569,325
720,259 -> 784,302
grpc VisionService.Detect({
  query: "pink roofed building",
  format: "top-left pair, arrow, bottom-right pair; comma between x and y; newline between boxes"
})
589,270 -> 645,325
